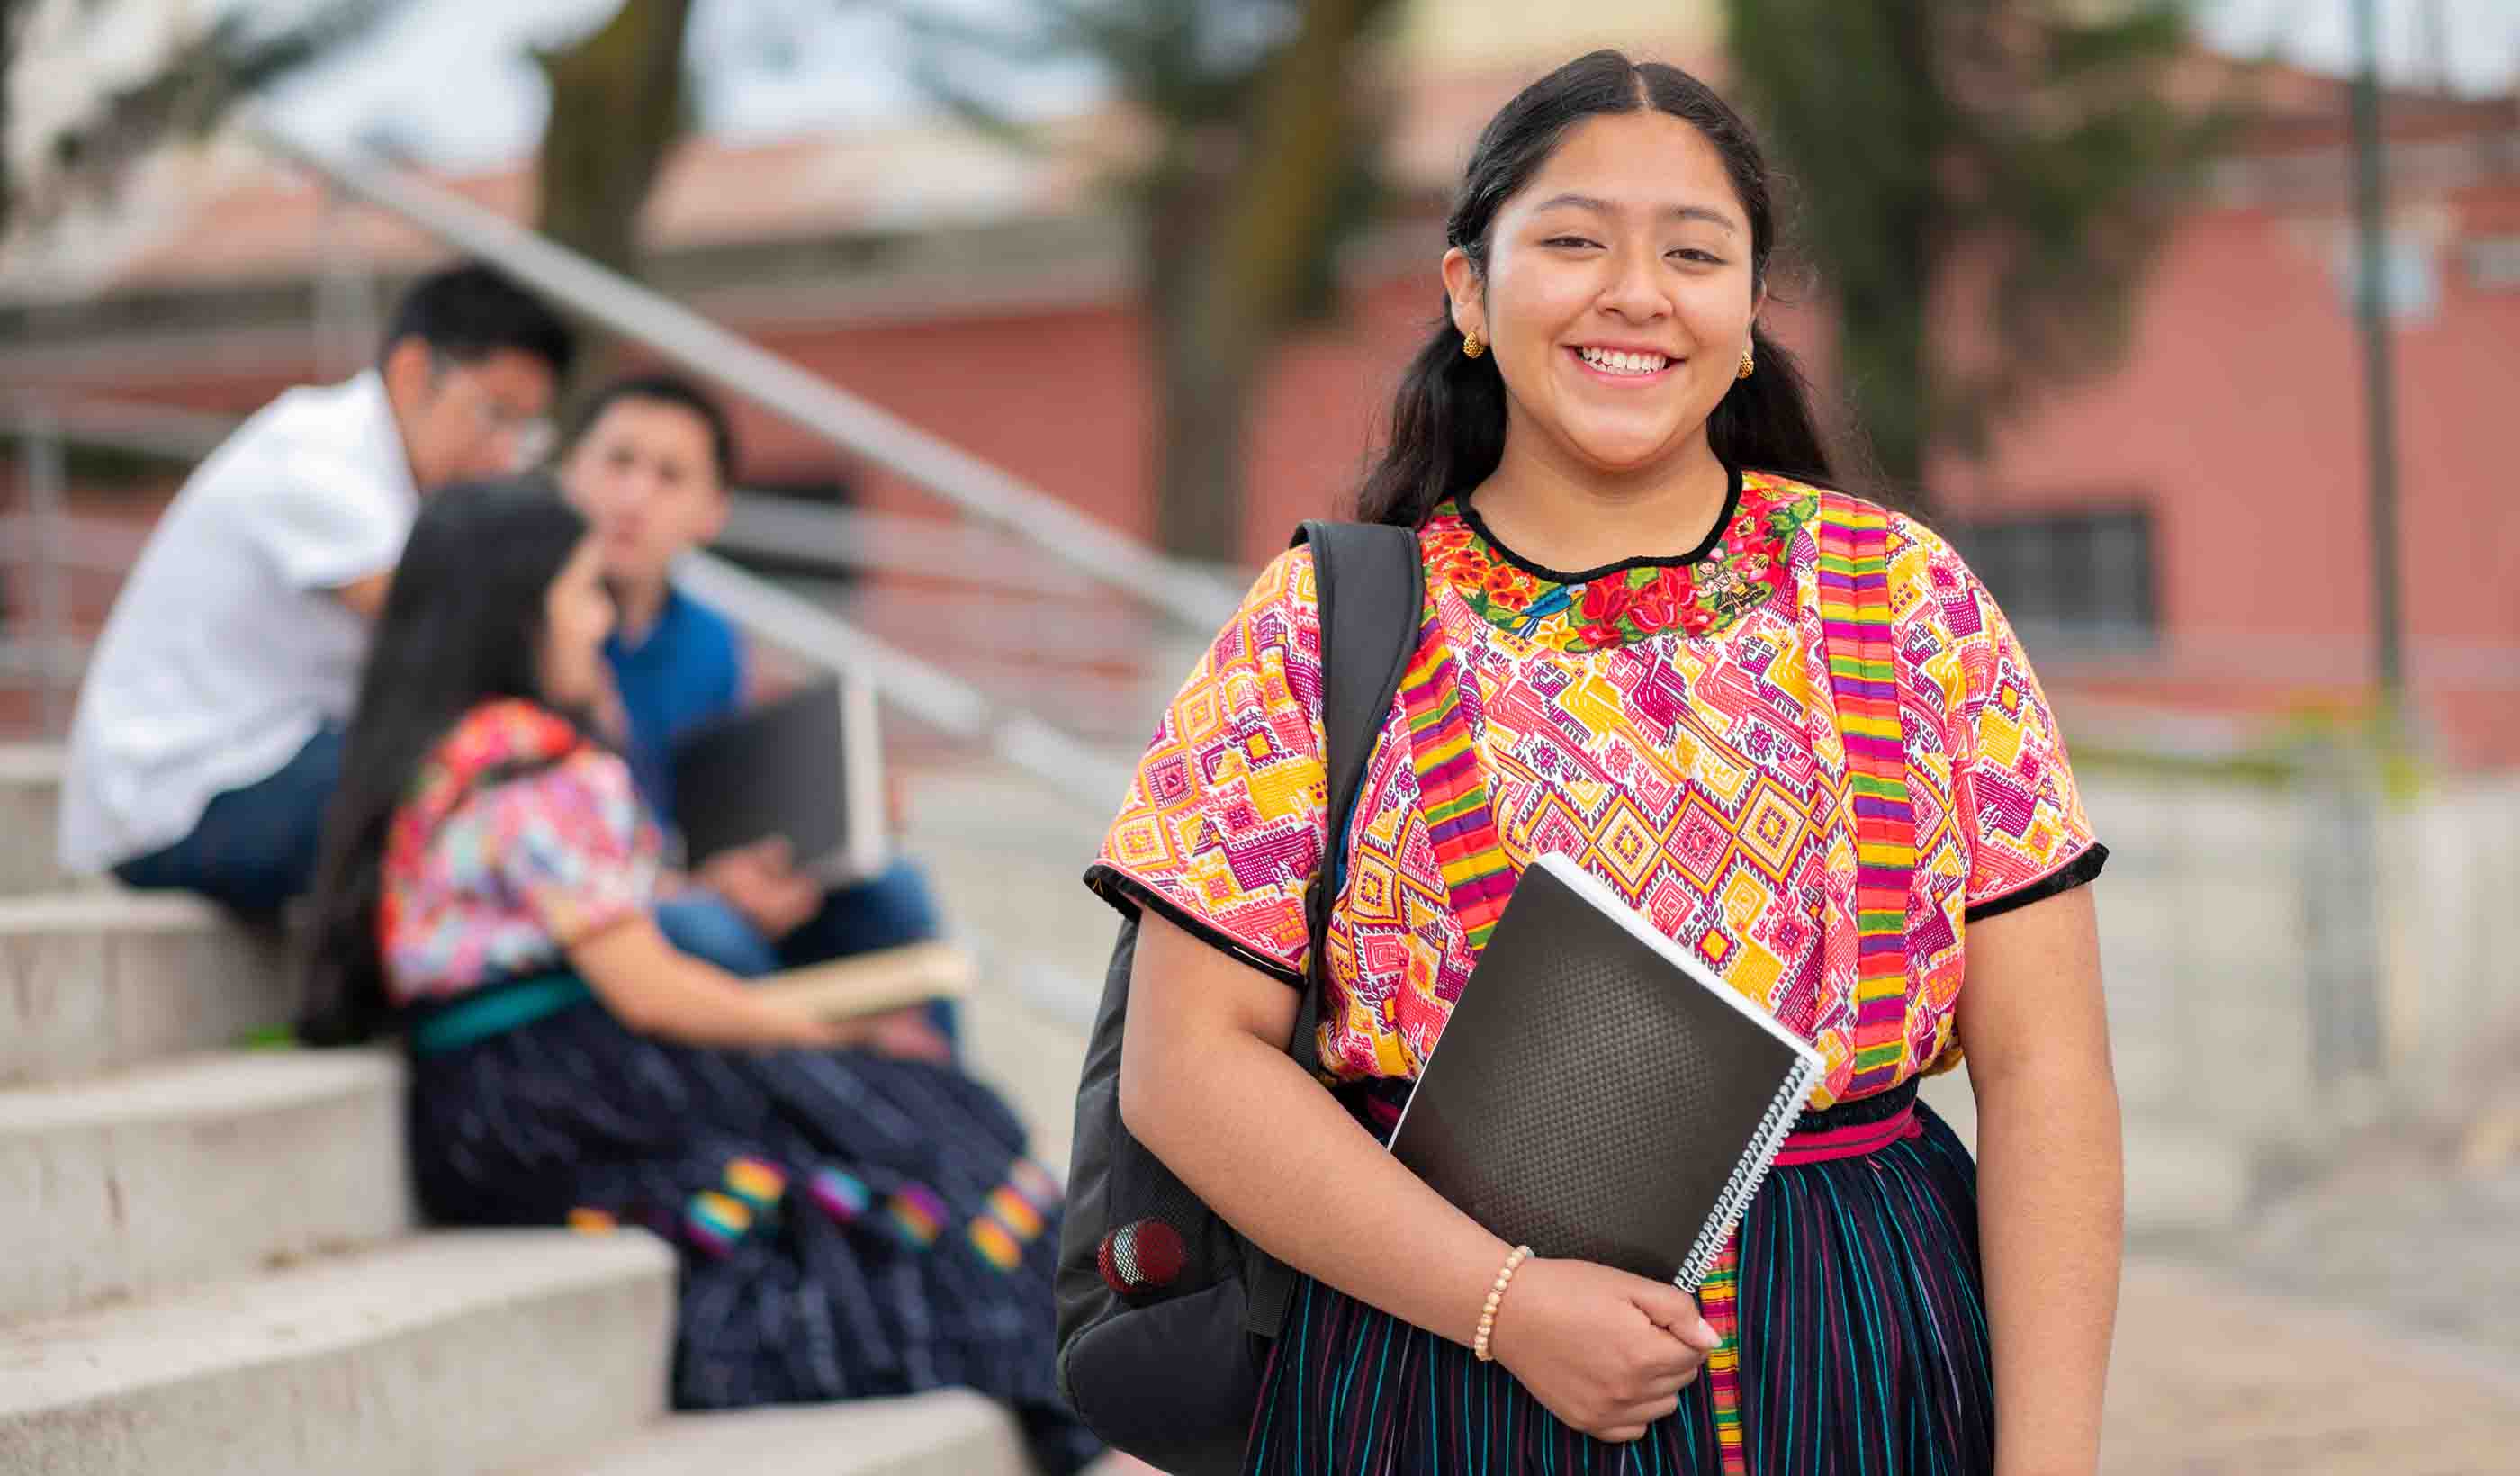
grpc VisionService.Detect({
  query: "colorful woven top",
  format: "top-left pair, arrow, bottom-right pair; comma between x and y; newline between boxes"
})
1088,470 -> 2102,1109
379,698 -> 662,1007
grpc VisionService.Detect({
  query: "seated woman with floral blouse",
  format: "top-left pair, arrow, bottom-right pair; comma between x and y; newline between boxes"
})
298,477 -> 1101,1476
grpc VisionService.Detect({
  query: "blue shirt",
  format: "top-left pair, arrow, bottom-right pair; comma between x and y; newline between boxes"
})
605,588 -> 742,827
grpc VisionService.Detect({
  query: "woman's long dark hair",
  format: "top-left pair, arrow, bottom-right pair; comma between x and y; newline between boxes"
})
1358,50 -> 1861,527
299,479 -> 594,1045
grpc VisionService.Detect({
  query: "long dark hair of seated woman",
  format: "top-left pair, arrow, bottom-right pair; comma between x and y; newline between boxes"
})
300,478 -> 601,1046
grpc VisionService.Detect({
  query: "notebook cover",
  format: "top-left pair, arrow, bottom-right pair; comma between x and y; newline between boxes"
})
670,674 -> 854,872
1388,853 -> 1822,1286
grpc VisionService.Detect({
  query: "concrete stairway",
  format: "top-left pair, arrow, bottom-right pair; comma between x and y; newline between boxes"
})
0,746 -> 1052,1474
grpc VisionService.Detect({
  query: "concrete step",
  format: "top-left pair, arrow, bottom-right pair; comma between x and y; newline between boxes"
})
0,1048 -> 410,1324
0,1230 -> 675,1476
0,743 -> 79,896
547,1393 -> 1031,1476
901,764 -> 1113,1175
0,892 -> 291,1086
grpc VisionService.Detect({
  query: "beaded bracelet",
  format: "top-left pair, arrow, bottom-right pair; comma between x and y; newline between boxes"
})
1472,1244 -> 1534,1363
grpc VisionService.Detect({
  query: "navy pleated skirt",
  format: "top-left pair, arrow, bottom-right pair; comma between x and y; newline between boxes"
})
1243,1099 -> 1992,1475
403,992 -> 1103,1476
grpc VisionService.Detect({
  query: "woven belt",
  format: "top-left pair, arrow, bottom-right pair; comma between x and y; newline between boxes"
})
1774,1076 -> 1924,1166
406,973 -> 594,1058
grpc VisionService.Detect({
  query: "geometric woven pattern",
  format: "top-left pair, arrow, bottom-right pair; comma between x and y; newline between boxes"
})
1095,473 -> 2097,1108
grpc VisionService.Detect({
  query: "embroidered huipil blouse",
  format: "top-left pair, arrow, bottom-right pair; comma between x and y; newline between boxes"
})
379,699 -> 662,1007
1088,471 -> 2103,1109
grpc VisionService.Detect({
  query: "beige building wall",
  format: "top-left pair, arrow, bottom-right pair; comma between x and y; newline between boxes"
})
1393,0 -> 1721,70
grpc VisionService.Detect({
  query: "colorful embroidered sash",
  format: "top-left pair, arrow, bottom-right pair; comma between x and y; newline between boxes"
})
1392,491 -> 1914,1475
1814,496 -> 1918,1098
1397,608 -> 1516,952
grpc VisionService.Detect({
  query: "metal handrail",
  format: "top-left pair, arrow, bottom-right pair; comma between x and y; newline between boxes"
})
6,395 -> 1145,804
250,118 -> 1243,634
9,395 -> 244,464
671,552 -> 1133,804
0,394 -> 1115,602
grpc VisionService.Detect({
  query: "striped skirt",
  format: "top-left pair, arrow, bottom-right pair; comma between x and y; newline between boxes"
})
1243,1095 -> 1992,1475
404,991 -> 1103,1476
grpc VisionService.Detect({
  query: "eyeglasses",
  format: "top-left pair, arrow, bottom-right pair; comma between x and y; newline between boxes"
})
429,351 -> 557,468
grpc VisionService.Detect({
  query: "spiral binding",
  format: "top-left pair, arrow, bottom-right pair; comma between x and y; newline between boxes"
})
1673,1056 -> 1826,1293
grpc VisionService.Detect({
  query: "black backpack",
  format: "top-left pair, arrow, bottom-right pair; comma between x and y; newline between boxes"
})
1057,520 -> 1426,1475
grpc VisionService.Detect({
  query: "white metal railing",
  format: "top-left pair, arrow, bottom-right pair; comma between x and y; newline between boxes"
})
1,411 -> 1141,803
250,119 -> 1242,634
9,405 -> 71,734
670,552 -> 1133,801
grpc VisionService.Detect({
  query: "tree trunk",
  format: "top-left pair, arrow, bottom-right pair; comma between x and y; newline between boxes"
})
1858,0 -> 1939,497
1143,0 -> 1396,565
532,0 -> 695,392
0,2 -> 20,242
1844,184 -> 1935,488
1152,305 -> 1259,567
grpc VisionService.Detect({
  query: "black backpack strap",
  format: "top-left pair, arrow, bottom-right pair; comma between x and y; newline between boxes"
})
1243,518 -> 1426,1338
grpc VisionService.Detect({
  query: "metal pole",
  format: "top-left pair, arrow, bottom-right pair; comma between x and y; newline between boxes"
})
22,410 -> 72,735
2351,0 -> 2406,722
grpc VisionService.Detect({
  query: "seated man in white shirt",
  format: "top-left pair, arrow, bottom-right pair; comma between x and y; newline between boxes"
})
58,262 -> 576,914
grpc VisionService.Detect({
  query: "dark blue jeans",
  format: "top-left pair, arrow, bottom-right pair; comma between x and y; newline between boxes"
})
654,859 -> 960,1048
113,725 -> 344,917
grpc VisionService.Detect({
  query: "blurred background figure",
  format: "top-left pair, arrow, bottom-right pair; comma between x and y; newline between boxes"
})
292,478 -> 1096,1472
555,370 -> 961,1048
1,2 -> 2515,1472
51,261 -> 572,914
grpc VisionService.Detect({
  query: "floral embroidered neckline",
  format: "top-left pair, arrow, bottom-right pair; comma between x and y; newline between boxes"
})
1421,470 -> 1821,652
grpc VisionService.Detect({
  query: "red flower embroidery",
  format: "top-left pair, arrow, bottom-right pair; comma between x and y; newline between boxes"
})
1423,486 -> 1815,651
1579,579 -> 1634,626
1626,578 -> 1685,633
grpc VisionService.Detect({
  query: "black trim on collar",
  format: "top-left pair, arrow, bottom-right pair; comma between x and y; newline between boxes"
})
1458,460 -> 1747,585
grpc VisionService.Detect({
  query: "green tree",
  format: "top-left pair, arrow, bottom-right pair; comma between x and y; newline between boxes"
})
901,0 -> 1401,563
4,0 -> 698,392
2,0 -> 409,240
9,1 -> 1398,566
1723,0 -> 2232,493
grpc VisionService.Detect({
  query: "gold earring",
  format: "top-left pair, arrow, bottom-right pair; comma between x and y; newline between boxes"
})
1462,329 -> 1485,360
1736,346 -> 1756,381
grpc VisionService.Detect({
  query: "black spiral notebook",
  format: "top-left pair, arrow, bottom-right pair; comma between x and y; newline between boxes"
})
1387,852 -> 1826,1292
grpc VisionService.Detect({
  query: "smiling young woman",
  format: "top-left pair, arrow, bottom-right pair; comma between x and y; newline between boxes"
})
1087,50 -> 2121,1476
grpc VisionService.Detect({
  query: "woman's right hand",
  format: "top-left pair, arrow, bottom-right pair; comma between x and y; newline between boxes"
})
1487,1257 -> 1723,1443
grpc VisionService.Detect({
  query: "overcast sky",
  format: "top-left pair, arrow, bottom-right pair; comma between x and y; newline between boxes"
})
26,0 -> 2520,176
